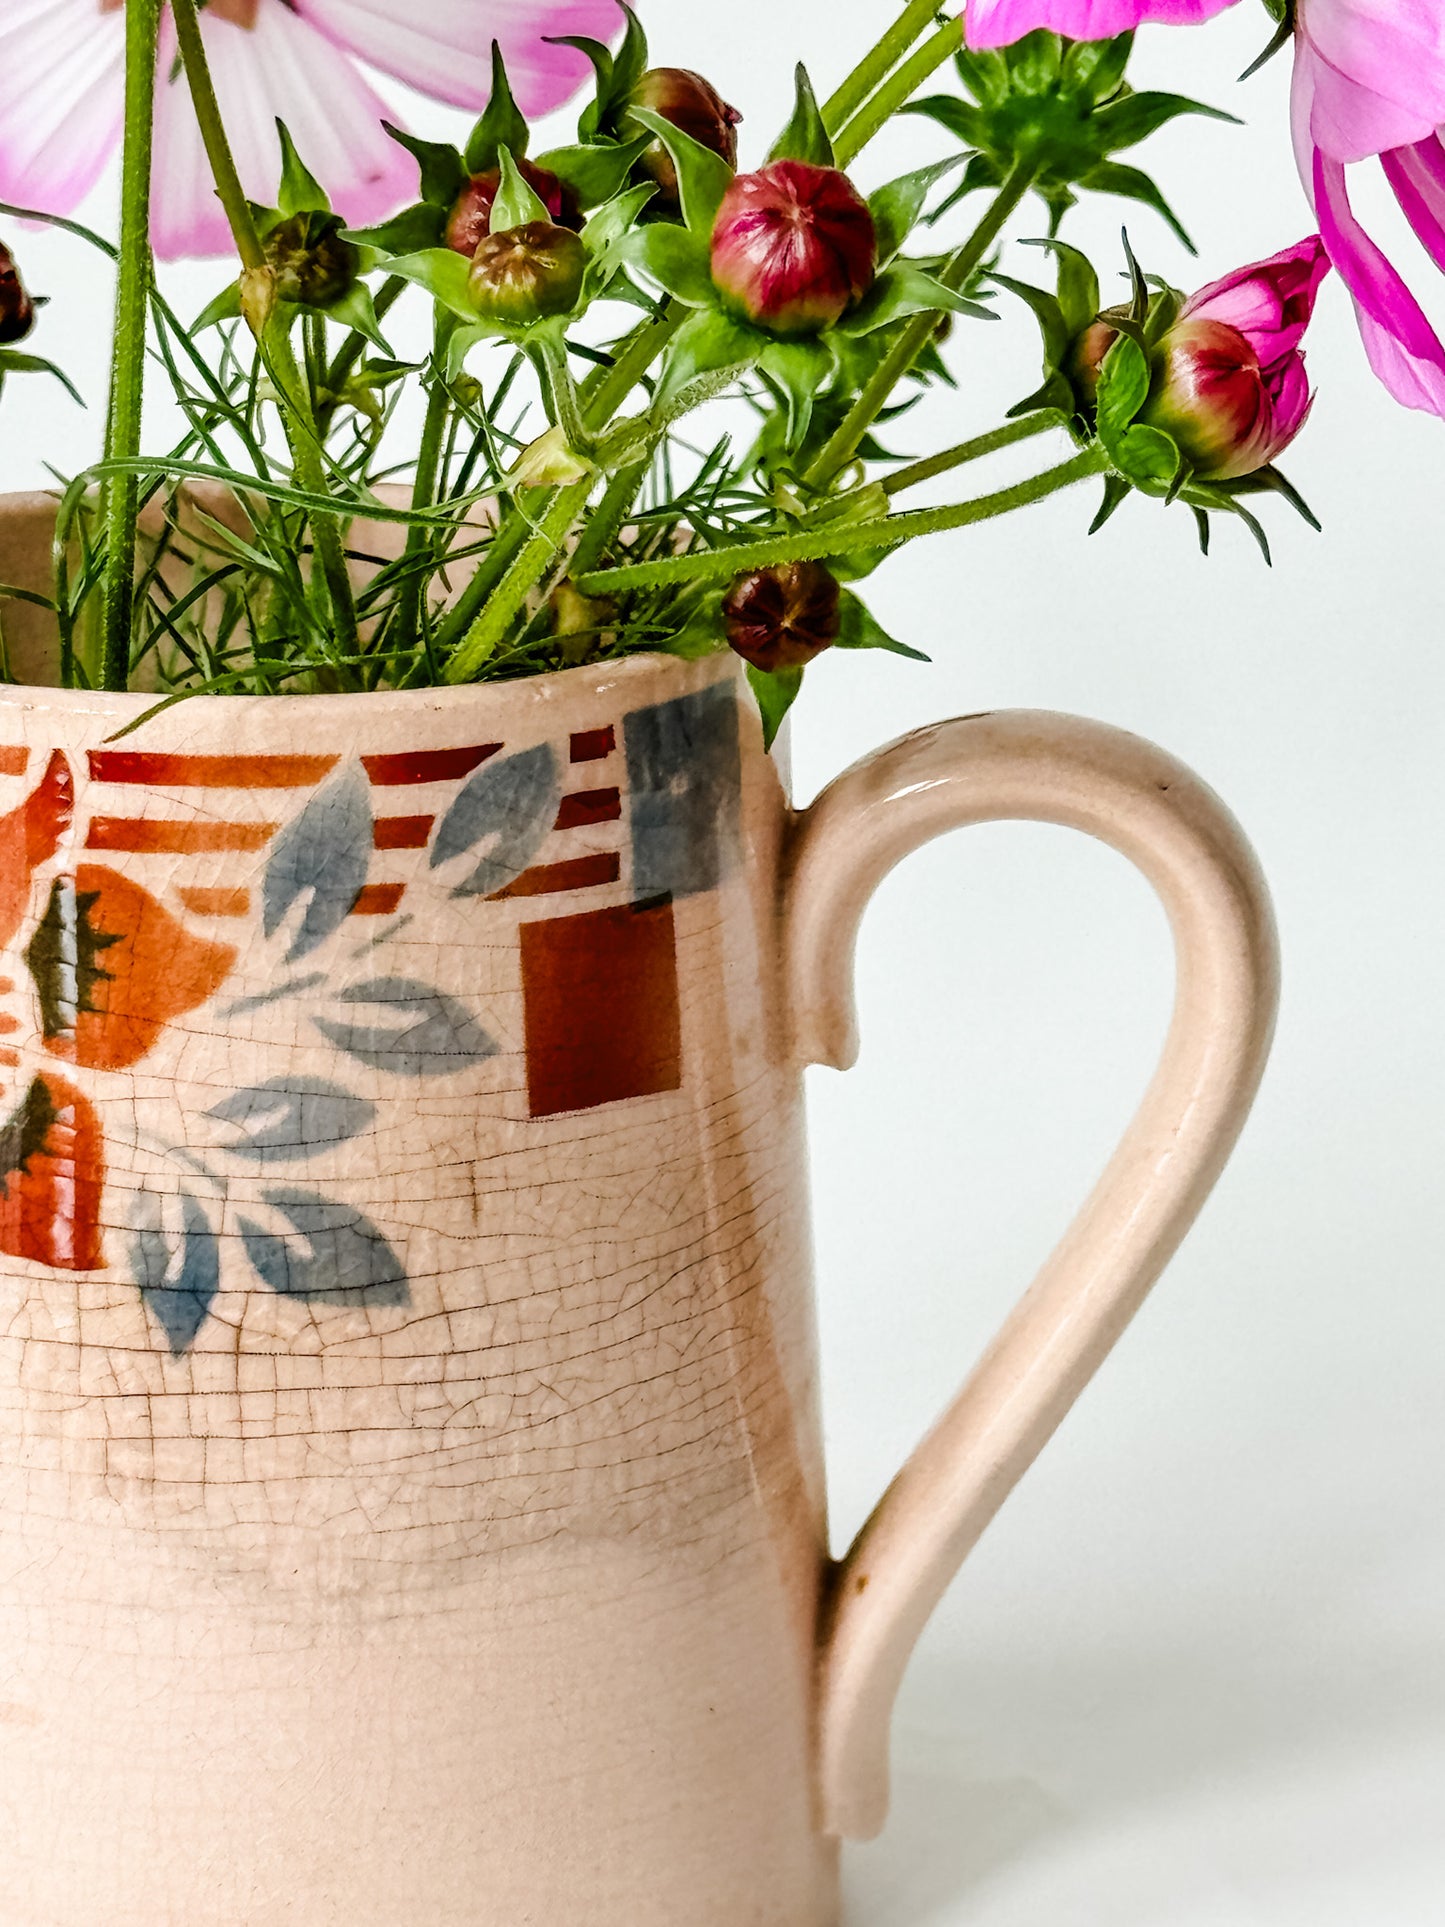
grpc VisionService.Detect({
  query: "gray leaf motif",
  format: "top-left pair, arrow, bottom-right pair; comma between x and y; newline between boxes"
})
430,743 -> 559,898
263,765 -> 373,963
131,1188 -> 221,1356
206,1078 -> 377,1163
239,1188 -> 408,1307
314,977 -> 497,1078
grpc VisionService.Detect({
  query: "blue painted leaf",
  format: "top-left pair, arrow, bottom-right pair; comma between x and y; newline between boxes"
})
263,765 -> 373,962
239,1188 -> 409,1306
206,1078 -> 377,1162
314,977 -> 497,1077
132,1188 -> 221,1355
429,743 -> 559,898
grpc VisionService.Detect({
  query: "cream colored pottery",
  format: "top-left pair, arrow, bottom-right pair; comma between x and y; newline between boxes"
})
0,493 -> 1280,1925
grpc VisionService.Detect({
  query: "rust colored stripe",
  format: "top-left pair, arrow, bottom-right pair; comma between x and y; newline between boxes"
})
177,886 -> 251,919
569,727 -> 615,764
0,747 -> 29,776
0,1048 -> 18,1068
555,787 -> 621,831
88,751 -> 337,788
373,814 -> 434,851
350,883 -> 407,916
86,817 -> 277,853
362,745 -> 501,787
490,853 -> 621,901
0,1016 -> 19,1035
521,900 -> 682,1118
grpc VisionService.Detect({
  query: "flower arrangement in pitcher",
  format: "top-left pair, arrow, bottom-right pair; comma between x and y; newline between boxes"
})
0,0 -> 1440,740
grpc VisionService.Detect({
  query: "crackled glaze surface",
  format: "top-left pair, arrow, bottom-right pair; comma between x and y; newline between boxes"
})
0,640 -> 836,1926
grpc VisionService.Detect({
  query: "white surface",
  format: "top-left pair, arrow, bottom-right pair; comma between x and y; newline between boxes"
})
3,4 -> 1443,1921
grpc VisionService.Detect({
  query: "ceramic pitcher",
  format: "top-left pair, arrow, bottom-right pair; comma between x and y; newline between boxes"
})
0,493 -> 1278,1925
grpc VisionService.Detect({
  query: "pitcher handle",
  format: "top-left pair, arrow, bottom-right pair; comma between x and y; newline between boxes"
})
783,709 -> 1280,1841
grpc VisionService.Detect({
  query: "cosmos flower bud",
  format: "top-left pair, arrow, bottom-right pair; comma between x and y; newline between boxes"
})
723,560 -> 842,672
468,221 -> 588,326
263,212 -> 359,310
445,161 -> 582,258
710,160 -> 877,336
1145,238 -> 1328,479
629,67 -> 742,215
0,243 -> 35,344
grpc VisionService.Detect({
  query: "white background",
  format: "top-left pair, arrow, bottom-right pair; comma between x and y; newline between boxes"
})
4,4 -> 1444,1921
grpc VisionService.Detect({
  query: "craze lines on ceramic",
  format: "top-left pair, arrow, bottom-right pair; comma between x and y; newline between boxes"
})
0,680 -> 741,1354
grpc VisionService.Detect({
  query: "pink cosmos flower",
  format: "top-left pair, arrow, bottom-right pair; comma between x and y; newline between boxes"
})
0,0 -> 619,259
1292,0 -> 1445,417
964,0 -> 1237,50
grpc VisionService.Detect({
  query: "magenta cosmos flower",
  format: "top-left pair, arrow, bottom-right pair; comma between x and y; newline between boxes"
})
964,0 -> 1237,49
1293,0 -> 1445,417
0,0 -> 618,259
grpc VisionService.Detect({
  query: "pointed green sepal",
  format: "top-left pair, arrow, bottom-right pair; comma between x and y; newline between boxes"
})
655,308 -> 766,412
343,203 -> 446,258
382,124 -> 465,210
835,264 -> 994,338
747,664 -> 804,751
625,224 -> 716,306
868,156 -> 969,268
760,337 -> 836,447
835,589 -> 929,661
770,65 -> 833,168
275,121 -> 329,216
385,249 -> 481,325
491,146 -> 551,233
325,284 -> 391,353
626,107 -> 734,239
193,280 -> 244,333
466,43 -> 531,174
536,135 -> 654,209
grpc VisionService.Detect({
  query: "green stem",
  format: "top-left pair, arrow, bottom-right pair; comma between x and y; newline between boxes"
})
566,461 -> 648,582
833,18 -> 963,168
578,305 -> 682,416
883,411 -> 1068,495
169,0 -> 264,271
823,0 -> 945,137
98,0 -> 162,692
442,310 -> 685,679
170,0 -> 359,670
533,331 -> 596,459
806,160 -> 1036,489
574,448 -> 1109,596
395,306 -> 457,657
445,479 -> 593,683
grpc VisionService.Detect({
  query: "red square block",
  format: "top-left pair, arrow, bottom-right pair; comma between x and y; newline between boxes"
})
520,900 -> 682,1118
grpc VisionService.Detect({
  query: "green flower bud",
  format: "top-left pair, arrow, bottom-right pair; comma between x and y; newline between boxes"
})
263,212 -> 359,311
468,221 -> 587,326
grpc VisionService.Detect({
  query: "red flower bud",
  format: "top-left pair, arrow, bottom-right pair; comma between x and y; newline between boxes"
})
445,161 -> 582,258
723,561 -> 842,672
1143,317 -> 1314,480
711,160 -> 877,336
468,221 -> 587,326
0,243 -> 35,345
629,67 -> 741,215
